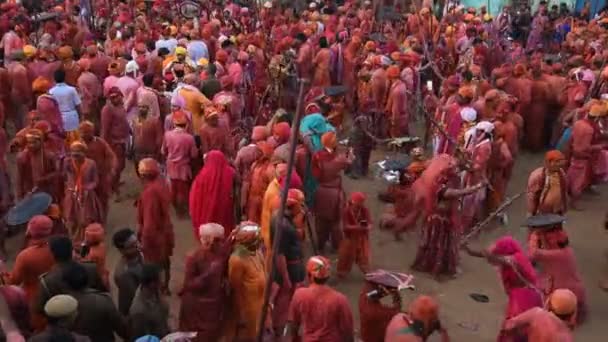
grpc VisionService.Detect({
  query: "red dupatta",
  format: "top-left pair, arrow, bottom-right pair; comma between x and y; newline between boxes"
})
189,150 -> 236,239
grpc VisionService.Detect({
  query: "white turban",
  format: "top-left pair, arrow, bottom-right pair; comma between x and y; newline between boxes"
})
475,121 -> 495,133
380,55 -> 393,66
199,223 -> 225,238
460,107 -> 477,122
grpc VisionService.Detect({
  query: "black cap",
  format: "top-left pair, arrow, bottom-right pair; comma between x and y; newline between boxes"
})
522,214 -> 566,229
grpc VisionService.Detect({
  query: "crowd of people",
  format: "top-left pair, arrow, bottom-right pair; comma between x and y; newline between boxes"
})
0,0 -> 606,341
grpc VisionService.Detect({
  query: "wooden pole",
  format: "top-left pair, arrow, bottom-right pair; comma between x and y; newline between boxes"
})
255,77 -> 309,342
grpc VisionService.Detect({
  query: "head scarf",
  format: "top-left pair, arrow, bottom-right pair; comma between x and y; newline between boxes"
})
27,215 -> 53,239
190,151 -> 236,238
273,122 -> 291,144
300,115 -> 335,152
306,255 -> 331,279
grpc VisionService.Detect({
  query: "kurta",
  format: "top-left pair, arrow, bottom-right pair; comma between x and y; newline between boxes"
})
162,128 -> 198,209
261,179 -> 281,251
385,80 -> 409,137
359,283 -> 400,342
288,284 -> 354,342
529,246 -> 587,322
567,119 -> 596,199
36,95 -> 64,137
337,203 -> 371,277
312,48 -> 332,88
77,71 -> 102,124
6,240 -> 55,331
225,246 -> 267,340
234,144 -> 261,214
84,137 -> 117,222
100,102 -> 130,190
312,150 -> 350,252
132,116 -> 164,163
178,85 -> 212,135
462,139 -> 492,229
179,247 -> 227,342
137,177 -> 174,264
527,167 -> 568,215
247,160 -> 275,224
115,76 -> 140,119
16,149 -> 62,202
62,158 -> 103,243
199,122 -> 233,157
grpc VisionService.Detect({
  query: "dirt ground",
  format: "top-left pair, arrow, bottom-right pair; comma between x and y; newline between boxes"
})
4,130 -> 608,341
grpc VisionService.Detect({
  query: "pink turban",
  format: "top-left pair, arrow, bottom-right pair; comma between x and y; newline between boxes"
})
27,215 -> 53,239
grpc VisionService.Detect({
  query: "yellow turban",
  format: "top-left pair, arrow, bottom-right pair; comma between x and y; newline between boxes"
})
175,46 -> 187,56
23,45 -> 37,58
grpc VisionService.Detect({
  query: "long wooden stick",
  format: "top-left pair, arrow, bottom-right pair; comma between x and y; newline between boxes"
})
256,78 -> 309,342
460,191 -> 524,245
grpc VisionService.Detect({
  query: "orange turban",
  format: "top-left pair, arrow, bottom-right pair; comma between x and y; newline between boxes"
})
25,128 -> 43,141
78,121 -> 95,134
545,150 -> 565,162
364,41 -> 376,52
84,223 -> 105,244
256,141 -> 274,157
409,295 -> 440,324
251,126 -> 268,142
70,141 -> 87,153
350,192 -> 366,205
27,215 -> 53,239
321,131 -> 337,149
549,289 -> 577,316
57,46 -> 73,60
387,65 -> 401,79
204,106 -> 219,119
272,122 -> 291,143
458,86 -> 475,99
589,103 -> 607,117
306,255 -> 331,279
32,77 -> 52,94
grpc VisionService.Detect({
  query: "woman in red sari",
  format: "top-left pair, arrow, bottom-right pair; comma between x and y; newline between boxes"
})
189,150 -> 237,239
464,236 -> 543,342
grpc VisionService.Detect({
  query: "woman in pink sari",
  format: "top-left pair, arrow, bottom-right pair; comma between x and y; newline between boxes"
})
464,236 -> 543,342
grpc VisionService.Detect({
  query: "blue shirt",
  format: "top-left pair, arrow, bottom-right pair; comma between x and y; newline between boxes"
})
49,83 -> 81,131
187,40 -> 209,62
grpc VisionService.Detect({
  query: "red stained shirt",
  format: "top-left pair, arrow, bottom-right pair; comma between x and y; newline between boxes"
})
288,284 -> 354,342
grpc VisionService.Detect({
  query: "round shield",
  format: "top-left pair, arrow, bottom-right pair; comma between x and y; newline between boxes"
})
5,192 -> 52,226
178,0 -> 202,19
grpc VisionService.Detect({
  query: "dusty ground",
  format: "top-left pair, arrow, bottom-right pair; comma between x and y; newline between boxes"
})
4,131 -> 608,341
